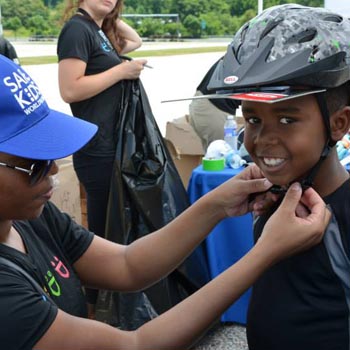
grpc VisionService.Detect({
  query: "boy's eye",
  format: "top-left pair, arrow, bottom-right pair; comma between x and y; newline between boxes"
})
280,117 -> 294,124
246,117 -> 260,124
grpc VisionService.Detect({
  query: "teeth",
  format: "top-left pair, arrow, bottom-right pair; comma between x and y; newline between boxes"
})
263,157 -> 284,166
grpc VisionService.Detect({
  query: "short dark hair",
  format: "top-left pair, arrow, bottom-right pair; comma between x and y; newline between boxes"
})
325,82 -> 350,114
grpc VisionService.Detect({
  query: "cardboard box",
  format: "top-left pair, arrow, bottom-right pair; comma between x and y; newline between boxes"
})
50,156 -> 82,225
165,116 -> 204,188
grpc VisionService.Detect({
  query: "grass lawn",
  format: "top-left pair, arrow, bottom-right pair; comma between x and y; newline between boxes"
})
20,46 -> 227,65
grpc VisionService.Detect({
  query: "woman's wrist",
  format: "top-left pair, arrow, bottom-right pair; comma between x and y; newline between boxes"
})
196,192 -> 228,223
111,63 -> 126,82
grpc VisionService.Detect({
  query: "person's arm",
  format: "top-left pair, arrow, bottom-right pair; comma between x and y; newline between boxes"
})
58,57 -> 147,103
34,183 -> 329,349
116,19 -> 143,54
74,165 -> 274,291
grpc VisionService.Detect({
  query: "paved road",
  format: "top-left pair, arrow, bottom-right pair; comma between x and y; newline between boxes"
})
24,50 -> 227,135
13,39 -> 230,57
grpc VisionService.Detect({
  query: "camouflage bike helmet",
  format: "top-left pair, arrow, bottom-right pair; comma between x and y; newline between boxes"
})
207,4 -> 350,193
208,3 -> 350,91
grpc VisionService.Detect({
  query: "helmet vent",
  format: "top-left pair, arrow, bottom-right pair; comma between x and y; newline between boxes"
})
240,23 -> 249,43
236,23 -> 250,62
259,19 -> 283,41
285,28 -> 317,45
323,15 -> 342,23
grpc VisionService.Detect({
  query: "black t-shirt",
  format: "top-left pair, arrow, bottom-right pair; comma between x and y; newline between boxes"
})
0,201 -> 94,350
57,14 -> 124,157
247,179 -> 350,350
0,37 -> 19,62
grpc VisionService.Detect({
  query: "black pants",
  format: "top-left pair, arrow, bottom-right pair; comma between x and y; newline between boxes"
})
73,153 -> 115,305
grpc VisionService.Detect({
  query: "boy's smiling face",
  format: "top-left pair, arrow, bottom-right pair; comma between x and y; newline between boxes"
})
242,94 -> 327,187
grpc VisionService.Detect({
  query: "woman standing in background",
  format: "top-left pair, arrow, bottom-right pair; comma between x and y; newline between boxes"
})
57,0 -> 147,319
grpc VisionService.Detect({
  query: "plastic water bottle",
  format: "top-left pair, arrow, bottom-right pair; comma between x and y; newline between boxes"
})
224,115 -> 238,151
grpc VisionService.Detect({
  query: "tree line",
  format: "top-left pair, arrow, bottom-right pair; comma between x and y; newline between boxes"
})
0,0 -> 323,39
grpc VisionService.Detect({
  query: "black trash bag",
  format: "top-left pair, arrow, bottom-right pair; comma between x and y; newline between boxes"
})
95,79 -> 210,330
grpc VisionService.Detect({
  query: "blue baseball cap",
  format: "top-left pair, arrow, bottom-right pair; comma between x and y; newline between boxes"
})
0,54 -> 98,160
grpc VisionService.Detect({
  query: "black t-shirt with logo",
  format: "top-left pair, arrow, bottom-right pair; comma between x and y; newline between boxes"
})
57,14 -> 124,157
0,201 -> 94,350
247,179 -> 350,350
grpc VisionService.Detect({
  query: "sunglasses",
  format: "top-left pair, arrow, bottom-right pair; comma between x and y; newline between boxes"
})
0,159 -> 54,186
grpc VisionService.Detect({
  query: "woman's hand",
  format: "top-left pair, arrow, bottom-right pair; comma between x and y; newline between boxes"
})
118,59 -> 148,80
251,191 -> 279,216
59,57 -> 147,103
207,164 -> 273,218
257,183 -> 330,262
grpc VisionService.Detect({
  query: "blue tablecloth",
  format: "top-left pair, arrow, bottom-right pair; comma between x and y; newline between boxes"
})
188,165 -> 254,324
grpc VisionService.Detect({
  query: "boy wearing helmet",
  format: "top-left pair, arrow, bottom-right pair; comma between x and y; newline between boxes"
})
207,4 -> 350,350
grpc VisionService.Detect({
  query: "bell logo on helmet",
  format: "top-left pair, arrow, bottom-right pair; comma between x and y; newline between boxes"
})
224,76 -> 239,85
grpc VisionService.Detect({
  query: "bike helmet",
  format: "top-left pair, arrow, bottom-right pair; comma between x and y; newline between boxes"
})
207,4 -> 350,193
208,4 -> 350,91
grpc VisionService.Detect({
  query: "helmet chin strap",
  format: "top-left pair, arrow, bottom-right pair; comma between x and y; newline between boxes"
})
269,92 -> 334,195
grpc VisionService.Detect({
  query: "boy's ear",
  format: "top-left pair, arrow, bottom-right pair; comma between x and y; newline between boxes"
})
330,106 -> 350,142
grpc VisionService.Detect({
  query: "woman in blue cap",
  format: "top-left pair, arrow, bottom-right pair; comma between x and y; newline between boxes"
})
0,55 -> 329,350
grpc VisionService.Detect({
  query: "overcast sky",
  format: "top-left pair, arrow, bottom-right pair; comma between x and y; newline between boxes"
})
324,0 -> 350,17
